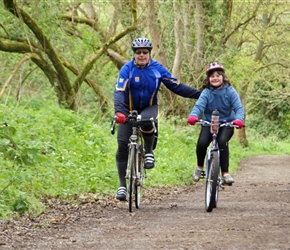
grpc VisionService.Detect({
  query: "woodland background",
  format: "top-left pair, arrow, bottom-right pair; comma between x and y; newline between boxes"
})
1,0 -> 290,137
0,0 -> 289,217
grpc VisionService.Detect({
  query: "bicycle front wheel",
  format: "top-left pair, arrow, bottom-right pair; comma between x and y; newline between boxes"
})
205,151 -> 219,212
128,145 -> 137,213
135,146 -> 144,209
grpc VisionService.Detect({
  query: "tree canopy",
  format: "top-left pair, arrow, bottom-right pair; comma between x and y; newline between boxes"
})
0,0 -> 289,136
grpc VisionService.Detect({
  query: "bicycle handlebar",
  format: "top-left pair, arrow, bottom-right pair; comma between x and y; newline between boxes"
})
110,111 -> 157,135
196,120 -> 239,128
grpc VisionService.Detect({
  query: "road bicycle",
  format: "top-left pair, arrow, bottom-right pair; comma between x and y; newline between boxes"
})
196,118 -> 238,212
111,110 -> 156,212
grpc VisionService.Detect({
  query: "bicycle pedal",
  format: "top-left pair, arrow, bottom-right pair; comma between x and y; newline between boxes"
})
200,170 -> 206,179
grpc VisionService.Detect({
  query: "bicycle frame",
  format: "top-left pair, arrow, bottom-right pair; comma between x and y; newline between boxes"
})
127,113 -> 144,212
111,110 -> 156,212
196,119 -> 237,212
205,133 -> 219,179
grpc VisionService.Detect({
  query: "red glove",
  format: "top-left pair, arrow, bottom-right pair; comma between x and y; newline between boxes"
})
115,112 -> 126,124
188,116 -> 199,125
232,119 -> 244,129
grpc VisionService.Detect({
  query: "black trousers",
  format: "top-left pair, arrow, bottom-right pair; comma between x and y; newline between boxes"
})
116,105 -> 158,163
196,126 -> 234,173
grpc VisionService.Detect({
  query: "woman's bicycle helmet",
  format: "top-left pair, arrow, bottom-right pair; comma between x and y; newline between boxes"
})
132,38 -> 153,52
206,62 -> 225,76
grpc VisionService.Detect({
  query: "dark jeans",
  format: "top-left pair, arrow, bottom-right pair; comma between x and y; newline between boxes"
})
196,126 -> 234,173
116,105 -> 158,163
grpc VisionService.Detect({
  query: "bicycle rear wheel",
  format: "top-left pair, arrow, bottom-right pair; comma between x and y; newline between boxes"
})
205,151 -> 219,212
128,146 -> 136,212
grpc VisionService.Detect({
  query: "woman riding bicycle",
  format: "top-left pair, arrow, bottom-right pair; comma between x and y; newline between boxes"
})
187,62 -> 244,184
114,37 -> 201,201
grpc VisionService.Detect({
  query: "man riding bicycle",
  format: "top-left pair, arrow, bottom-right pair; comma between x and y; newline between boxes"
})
114,37 -> 201,200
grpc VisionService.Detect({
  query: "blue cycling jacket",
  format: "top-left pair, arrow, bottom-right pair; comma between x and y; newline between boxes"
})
189,84 -> 244,122
114,58 -> 200,115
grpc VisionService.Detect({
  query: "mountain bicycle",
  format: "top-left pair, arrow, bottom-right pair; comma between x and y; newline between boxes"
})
111,110 -> 156,212
196,119 -> 238,212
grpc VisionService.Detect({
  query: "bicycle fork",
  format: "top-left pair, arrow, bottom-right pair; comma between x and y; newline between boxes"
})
125,142 -> 144,186
205,148 -> 224,190
218,176 -> 225,190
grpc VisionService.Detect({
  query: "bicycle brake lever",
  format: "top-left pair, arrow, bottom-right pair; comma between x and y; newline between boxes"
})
110,116 -> 116,135
150,117 -> 157,133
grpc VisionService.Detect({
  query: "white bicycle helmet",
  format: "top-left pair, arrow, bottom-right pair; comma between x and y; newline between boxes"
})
132,38 -> 153,52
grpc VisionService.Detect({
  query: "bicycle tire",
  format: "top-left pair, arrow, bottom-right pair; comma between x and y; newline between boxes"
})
128,145 -> 136,212
213,176 -> 221,208
135,143 -> 144,209
205,151 -> 219,212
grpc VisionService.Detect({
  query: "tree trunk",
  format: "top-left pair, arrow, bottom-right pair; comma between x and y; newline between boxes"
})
172,1 -> 183,79
146,0 -> 173,114
193,0 -> 205,72
236,9 -> 269,147
2,0 -> 138,112
4,0 -> 76,109
239,82 -> 249,147
170,1 -> 187,115
183,1 -> 194,65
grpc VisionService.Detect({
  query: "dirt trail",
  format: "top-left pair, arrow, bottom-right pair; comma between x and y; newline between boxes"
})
1,155 -> 290,250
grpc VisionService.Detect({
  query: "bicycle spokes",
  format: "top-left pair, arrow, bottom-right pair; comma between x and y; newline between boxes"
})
205,151 -> 219,212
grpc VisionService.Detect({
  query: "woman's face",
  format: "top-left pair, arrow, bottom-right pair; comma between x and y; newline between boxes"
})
134,49 -> 150,67
209,71 -> 223,88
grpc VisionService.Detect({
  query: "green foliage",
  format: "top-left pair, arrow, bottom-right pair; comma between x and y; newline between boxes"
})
0,98 -> 289,219
218,55 -> 290,139
12,195 -> 31,213
0,98 -> 118,218
247,79 -> 290,138
247,113 -> 290,139
1,0 -> 290,220
225,55 -> 261,90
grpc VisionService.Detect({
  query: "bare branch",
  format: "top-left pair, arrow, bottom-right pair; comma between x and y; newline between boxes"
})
221,0 -> 263,46
0,22 -> 10,37
4,0 -> 72,94
61,15 -> 99,32
72,0 -> 137,93
107,49 -> 128,69
0,53 -> 40,101
255,62 -> 289,72
61,57 -> 109,112
0,38 -> 35,53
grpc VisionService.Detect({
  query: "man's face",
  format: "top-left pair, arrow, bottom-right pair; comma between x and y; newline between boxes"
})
134,49 -> 150,67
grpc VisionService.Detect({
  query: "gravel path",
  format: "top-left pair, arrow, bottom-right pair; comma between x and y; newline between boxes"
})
1,155 -> 289,249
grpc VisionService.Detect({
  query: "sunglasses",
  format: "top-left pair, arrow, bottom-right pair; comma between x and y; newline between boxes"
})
135,51 -> 149,55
